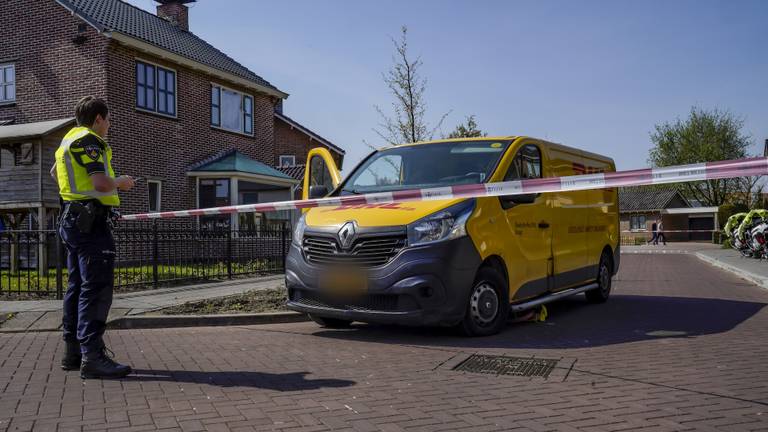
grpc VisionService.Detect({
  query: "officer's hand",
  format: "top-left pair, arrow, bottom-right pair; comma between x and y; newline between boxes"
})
115,175 -> 135,191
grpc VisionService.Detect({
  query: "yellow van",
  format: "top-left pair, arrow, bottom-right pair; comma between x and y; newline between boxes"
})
285,136 -> 619,336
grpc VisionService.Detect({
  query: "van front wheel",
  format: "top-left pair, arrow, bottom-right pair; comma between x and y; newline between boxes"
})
586,251 -> 612,303
459,267 -> 510,337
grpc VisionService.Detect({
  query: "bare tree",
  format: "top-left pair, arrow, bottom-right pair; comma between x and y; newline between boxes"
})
372,26 -> 450,146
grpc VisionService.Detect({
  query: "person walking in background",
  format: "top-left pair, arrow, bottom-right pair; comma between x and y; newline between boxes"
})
649,220 -> 659,245
656,220 -> 667,245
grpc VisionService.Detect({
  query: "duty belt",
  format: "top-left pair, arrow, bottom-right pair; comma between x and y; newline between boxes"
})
62,200 -> 112,233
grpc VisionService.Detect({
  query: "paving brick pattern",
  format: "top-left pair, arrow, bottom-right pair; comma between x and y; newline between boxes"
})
2,254 -> 768,431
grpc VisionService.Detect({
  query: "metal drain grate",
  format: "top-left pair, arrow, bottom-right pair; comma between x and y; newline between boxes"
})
453,355 -> 559,378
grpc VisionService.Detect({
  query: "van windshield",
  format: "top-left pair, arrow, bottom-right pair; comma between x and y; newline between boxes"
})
340,140 -> 512,195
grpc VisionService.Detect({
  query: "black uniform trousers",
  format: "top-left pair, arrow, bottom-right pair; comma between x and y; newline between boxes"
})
59,204 -> 115,354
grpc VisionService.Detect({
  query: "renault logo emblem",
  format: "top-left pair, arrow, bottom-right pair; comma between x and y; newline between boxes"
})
338,221 -> 357,250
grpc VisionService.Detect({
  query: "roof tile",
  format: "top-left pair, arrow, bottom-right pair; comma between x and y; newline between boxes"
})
189,150 -> 295,181
58,0 -> 281,92
618,187 -> 689,212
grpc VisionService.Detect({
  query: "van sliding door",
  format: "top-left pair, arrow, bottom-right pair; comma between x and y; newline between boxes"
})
547,149 -> 590,291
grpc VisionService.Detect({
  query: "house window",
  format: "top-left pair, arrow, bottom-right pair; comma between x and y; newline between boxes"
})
136,61 -> 176,116
0,64 -> 15,103
199,178 -> 231,229
279,155 -> 296,167
630,215 -> 647,231
14,143 -> 34,165
211,84 -> 253,135
199,178 -> 230,207
148,180 -> 162,212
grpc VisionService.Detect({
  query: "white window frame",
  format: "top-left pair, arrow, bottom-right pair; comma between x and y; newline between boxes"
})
0,63 -> 15,104
630,215 -> 647,231
148,180 -> 162,212
135,58 -> 177,118
279,155 -> 296,167
210,82 -> 254,137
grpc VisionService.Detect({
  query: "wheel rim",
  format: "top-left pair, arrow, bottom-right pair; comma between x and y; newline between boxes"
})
470,282 -> 499,327
599,261 -> 611,294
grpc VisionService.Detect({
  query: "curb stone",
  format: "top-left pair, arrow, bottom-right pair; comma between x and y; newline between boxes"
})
107,311 -> 309,329
0,310 -> 308,333
695,251 -> 768,290
0,312 -> 14,325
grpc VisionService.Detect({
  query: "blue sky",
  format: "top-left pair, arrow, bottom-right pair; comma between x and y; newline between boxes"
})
127,0 -> 768,172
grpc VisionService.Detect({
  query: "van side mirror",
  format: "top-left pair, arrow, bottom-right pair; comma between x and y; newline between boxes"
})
309,185 -> 329,199
499,193 -> 537,209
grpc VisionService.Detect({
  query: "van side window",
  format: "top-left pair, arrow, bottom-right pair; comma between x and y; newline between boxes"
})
309,155 -> 334,192
504,145 -> 542,181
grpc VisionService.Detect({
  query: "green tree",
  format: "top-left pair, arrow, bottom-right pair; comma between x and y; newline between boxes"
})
447,115 -> 486,139
372,26 -> 449,146
648,107 -> 762,207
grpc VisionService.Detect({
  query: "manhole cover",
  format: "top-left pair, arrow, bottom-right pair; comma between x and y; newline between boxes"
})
452,354 -> 559,378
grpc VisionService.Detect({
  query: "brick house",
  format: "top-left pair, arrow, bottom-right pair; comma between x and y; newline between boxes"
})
619,187 -> 718,244
274,108 -> 345,199
0,0 -> 344,230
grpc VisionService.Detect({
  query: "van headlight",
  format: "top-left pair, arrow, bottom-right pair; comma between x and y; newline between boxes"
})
292,214 -> 307,246
407,200 -> 475,246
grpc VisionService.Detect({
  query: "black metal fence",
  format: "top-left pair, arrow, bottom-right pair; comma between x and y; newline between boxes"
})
0,220 -> 291,298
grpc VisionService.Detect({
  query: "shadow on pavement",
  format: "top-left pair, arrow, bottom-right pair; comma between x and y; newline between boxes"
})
308,294 -> 766,350
126,369 -> 355,391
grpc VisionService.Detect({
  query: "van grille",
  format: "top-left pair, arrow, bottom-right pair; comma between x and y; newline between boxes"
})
302,234 -> 406,267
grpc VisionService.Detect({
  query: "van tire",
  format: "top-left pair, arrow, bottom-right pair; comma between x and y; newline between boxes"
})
308,315 -> 352,328
459,267 -> 510,337
586,251 -> 612,304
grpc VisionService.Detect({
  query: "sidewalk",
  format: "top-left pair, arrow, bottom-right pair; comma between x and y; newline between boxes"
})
622,242 -> 720,254
696,247 -> 768,290
0,274 -> 285,332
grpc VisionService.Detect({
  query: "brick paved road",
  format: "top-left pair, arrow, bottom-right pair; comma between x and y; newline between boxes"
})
1,254 -> 767,431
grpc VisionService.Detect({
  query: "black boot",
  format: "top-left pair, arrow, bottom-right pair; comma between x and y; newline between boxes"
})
80,347 -> 132,379
61,340 -> 81,371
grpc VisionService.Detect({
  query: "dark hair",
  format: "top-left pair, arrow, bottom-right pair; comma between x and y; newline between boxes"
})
75,96 -> 109,127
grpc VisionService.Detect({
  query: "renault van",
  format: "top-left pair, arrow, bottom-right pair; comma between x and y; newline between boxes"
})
285,137 -> 619,336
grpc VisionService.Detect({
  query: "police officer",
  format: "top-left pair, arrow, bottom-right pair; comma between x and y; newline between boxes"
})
51,96 -> 135,379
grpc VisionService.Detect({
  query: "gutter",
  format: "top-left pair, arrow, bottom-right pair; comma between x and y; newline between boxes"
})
275,112 -> 345,156
109,32 -> 288,99
55,0 -> 107,33
186,170 -> 299,187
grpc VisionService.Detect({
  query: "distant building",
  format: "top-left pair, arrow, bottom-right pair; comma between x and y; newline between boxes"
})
619,187 -> 718,243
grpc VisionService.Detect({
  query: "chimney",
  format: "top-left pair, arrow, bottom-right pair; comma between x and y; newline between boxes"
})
156,0 -> 195,31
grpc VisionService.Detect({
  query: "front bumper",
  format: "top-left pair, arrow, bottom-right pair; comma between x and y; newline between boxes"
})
285,235 -> 482,326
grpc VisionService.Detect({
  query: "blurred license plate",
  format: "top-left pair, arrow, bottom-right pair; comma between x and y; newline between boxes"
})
320,270 -> 367,297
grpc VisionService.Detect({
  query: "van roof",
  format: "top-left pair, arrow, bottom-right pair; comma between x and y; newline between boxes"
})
390,136 -> 518,148
386,136 -> 615,166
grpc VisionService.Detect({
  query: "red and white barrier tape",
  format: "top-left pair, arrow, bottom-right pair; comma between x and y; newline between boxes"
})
121,156 -> 768,221
620,230 -> 718,233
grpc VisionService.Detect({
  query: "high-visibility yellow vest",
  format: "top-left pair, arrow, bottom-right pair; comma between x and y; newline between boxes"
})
55,126 -> 120,207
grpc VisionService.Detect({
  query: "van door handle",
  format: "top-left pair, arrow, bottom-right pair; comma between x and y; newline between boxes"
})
538,221 -> 550,229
